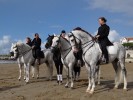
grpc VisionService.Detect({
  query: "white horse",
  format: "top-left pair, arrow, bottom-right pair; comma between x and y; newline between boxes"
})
51,35 -> 78,88
51,34 -> 100,88
68,28 -> 127,94
10,42 -> 53,83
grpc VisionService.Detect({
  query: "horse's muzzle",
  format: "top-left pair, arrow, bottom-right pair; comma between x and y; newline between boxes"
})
72,47 -> 79,53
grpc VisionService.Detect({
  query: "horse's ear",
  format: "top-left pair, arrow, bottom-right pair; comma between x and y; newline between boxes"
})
12,43 -> 14,46
68,33 -> 72,37
48,34 -> 51,36
59,33 -> 62,37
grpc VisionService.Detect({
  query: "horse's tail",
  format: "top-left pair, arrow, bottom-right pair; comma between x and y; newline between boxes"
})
114,42 -> 126,84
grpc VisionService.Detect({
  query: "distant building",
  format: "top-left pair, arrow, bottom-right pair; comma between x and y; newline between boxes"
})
120,37 -> 133,44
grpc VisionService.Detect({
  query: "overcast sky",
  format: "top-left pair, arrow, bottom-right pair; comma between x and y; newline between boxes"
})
0,0 -> 133,54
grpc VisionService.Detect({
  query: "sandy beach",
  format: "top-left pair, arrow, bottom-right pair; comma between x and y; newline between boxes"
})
0,63 -> 133,100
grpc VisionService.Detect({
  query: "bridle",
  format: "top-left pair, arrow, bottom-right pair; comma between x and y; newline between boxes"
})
69,32 -> 95,67
69,32 -> 95,54
12,44 -> 32,59
51,35 -> 72,60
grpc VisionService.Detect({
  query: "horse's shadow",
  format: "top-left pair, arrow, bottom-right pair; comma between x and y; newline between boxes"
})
0,85 -> 21,92
74,79 -> 133,94
29,76 -> 67,84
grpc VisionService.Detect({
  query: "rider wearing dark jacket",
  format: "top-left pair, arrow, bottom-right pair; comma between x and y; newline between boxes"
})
95,17 -> 113,64
32,33 -> 41,65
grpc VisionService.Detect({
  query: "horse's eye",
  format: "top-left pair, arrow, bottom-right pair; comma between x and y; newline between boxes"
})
15,49 -> 18,52
56,40 -> 59,43
71,39 -> 74,42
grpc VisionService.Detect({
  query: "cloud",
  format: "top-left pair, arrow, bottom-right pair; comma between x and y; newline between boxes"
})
94,30 -> 121,42
0,35 -> 26,54
109,30 -> 121,42
88,0 -> 133,16
0,35 -> 12,54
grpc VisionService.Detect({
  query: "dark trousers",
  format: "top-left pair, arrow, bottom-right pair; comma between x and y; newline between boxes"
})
99,42 -> 109,61
33,49 -> 41,59
54,60 -> 63,75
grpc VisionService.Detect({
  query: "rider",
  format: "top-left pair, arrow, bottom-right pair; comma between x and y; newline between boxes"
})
26,37 -> 32,47
32,33 -> 42,65
61,30 -> 69,40
95,17 -> 113,64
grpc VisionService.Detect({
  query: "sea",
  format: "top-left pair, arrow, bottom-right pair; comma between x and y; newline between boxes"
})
0,60 -> 17,64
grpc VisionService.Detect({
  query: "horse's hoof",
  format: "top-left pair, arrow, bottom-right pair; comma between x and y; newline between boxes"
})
65,85 -> 69,88
18,79 -> 21,81
37,77 -> 39,79
86,90 -> 90,93
57,81 -> 59,85
26,81 -> 29,84
89,91 -> 94,95
97,82 -> 100,85
123,88 -> 128,91
18,78 -> 21,81
70,87 -> 74,89
114,87 -> 118,90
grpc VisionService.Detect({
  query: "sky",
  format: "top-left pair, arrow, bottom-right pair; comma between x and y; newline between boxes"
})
0,0 -> 133,54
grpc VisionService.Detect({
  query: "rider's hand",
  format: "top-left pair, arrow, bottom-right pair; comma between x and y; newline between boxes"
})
95,35 -> 100,39
32,46 -> 35,49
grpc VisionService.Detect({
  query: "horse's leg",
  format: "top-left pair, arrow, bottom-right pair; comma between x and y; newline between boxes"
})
96,65 -> 101,85
77,66 -> 81,81
46,61 -> 53,81
55,62 -> 60,84
49,62 -> 53,80
36,65 -> 39,79
59,62 -> 63,84
65,67 -> 69,88
18,63 -> 22,81
119,58 -> 127,90
86,65 -> 91,92
73,65 -> 76,81
69,64 -> 74,89
25,64 -> 30,83
112,60 -> 119,89
89,63 -> 96,94
23,64 -> 26,80
32,66 -> 35,78
98,66 -> 101,85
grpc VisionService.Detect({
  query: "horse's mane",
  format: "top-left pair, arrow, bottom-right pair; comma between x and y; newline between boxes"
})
16,42 -> 23,46
73,27 -> 94,38
16,42 -> 31,50
61,36 -> 69,42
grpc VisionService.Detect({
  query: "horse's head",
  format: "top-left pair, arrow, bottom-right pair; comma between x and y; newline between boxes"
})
68,27 -> 93,53
51,34 -> 60,49
45,35 -> 55,49
10,43 -> 19,59
68,32 -> 81,53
